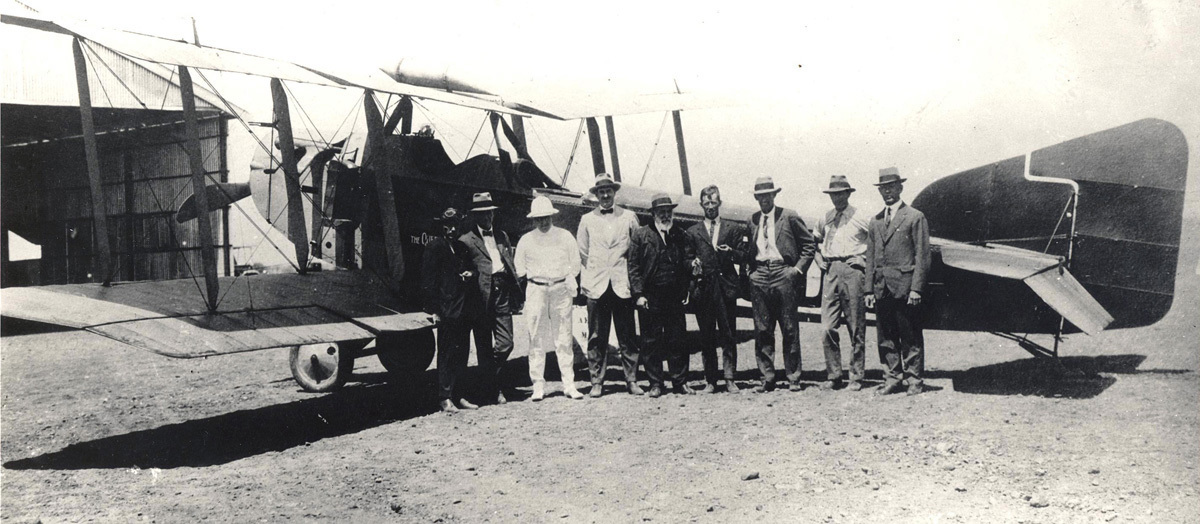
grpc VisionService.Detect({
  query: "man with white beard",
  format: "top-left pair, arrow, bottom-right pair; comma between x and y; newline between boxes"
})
628,194 -> 694,398
515,195 -> 584,401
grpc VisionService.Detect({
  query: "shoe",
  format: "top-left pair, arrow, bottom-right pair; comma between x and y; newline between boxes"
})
565,389 -> 584,400
628,382 -> 645,396
726,380 -> 740,394
876,381 -> 904,396
647,386 -> 664,398
753,382 -> 774,393
457,398 -> 479,410
906,383 -> 924,396
676,383 -> 696,395
699,382 -> 717,394
530,385 -> 544,402
439,399 -> 459,413
820,380 -> 841,391
496,391 -> 508,405
788,382 -> 804,392
589,385 -> 603,398
847,381 -> 863,392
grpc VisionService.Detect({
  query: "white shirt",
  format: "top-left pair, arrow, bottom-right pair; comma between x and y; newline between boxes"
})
883,200 -> 905,225
577,205 -> 640,299
479,226 -> 505,275
815,205 -> 869,258
705,217 -> 721,248
515,226 -> 580,283
755,208 -> 784,262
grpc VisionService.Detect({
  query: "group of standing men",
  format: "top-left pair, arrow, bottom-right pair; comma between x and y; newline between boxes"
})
421,168 -> 930,412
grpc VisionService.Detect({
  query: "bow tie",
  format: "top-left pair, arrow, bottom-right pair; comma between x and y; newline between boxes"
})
600,208 -> 614,215
480,229 -> 493,236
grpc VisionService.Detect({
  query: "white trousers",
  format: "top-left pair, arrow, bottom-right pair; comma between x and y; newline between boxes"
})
525,281 -> 577,390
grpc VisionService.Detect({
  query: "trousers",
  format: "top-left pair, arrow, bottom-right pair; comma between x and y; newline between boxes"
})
436,316 -> 471,400
695,279 -> 738,383
586,287 -> 640,385
821,260 -> 867,382
469,313 -> 514,396
525,281 -> 577,390
750,264 -> 803,385
639,288 -> 688,388
876,292 -> 924,385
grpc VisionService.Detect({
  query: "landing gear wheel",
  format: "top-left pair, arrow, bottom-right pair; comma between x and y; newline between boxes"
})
376,329 -> 436,380
289,341 -> 356,392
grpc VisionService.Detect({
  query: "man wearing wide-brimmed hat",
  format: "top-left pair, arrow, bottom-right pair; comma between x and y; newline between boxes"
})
813,175 -> 871,392
576,173 -> 644,397
459,192 -> 523,405
628,193 -> 694,397
746,176 -> 816,393
864,167 -> 930,396
421,207 -> 478,412
515,195 -> 584,401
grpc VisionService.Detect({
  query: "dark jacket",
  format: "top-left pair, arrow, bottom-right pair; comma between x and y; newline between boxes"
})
685,219 -> 749,302
865,202 -> 931,299
421,236 -> 473,320
747,206 -> 816,274
459,227 -> 523,316
628,223 -> 690,306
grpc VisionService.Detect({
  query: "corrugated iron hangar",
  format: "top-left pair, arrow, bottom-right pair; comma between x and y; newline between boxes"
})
2,17 -> 237,287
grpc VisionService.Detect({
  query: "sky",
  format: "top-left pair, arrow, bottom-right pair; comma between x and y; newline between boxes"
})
8,0 -> 1200,268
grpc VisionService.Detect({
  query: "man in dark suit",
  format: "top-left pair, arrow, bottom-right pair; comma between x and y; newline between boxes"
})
746,177 -> 816,392
685,185 -> 749,393
460,192 -> 524,405
421,207 -> 478,412
864,167 -> 931,396
629,194 -> 694,398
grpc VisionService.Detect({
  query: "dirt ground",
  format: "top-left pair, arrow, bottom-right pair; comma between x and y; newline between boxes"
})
2,262 -> 1197,523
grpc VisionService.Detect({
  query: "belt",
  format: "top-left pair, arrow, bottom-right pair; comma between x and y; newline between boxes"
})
756,259 -> 789,268
529,277 -> 567,286
826,255 -> 856,262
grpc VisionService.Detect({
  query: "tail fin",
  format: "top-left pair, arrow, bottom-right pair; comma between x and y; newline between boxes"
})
914,118 -> 1189,330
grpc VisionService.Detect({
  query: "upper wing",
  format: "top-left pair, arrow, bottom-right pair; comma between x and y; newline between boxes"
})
936,239 -> 1113,335
0,271 -> 434,358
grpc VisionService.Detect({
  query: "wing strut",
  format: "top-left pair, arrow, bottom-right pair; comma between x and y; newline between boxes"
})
672,110 -> 692,195
585,117 -> 606,176
604,115 -> 622,181
178,65 -> 221,310
362,90 -> 406,285
270,78 -> 311,273
71,37 -> 113,285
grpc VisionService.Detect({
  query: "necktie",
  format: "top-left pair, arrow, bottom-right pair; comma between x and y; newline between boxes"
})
600,208 -> 614,215
885,207 -> 892,227
707,220 -> 717,248
480,229 -> 493,236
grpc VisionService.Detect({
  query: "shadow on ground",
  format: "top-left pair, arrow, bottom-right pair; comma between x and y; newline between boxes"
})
4,374 -> 441,471
949,354 -> 1188,399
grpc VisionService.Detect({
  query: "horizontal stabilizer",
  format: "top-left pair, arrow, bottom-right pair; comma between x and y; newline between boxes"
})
176,182 -> 251,223
1024,269 -> 1113,336
938,241 -> 1113,335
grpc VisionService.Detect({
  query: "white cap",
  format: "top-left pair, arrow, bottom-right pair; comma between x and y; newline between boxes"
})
526,195 -> 559,218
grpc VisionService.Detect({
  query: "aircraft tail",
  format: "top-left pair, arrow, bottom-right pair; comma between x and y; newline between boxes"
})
914,118 -> 1189,331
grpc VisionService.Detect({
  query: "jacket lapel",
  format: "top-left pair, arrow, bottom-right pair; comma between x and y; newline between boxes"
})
882,203 -> 906,244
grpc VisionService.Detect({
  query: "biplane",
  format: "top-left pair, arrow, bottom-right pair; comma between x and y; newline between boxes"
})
0,11 -> 1189,394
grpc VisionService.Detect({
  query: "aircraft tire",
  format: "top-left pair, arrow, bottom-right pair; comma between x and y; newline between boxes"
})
289,341 -> 355,392
375,328 -> 436,381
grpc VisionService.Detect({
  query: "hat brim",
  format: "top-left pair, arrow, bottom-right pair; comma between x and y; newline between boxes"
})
873,178 -> 907,187
753,187 -> 783,195
471,205 -> 499,212
649,203 -> 679,210
526,209 -> 559,218
822,187 -> 856,194
589,182 -> 621,194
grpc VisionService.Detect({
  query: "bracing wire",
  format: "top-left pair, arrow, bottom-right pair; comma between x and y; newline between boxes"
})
638,111 -> 670,187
